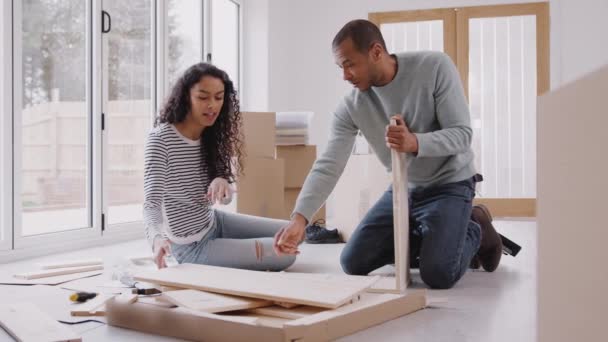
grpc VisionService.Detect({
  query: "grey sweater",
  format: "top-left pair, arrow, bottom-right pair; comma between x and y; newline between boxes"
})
294,51 -> 476,222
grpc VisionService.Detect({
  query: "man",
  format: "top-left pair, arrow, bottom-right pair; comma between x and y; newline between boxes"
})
273,19 -> 502,289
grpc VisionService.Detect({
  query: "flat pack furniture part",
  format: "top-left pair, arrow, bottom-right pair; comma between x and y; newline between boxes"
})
0,302 -> 81,342
14,265 -> 104,280
134,263 -> 380,309
0,271 -> 104,286
162,289 -> 273,313
39,258 -> 103,270
106,290 -> 427,342
381,118 -> 410,294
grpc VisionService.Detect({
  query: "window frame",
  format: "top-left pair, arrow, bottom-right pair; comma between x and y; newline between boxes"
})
0,0 -> 13,252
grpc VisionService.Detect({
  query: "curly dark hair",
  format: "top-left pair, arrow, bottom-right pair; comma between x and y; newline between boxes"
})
155,63 -> 244,183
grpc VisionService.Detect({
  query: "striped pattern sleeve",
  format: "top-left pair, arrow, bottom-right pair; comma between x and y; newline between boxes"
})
143,132 -> 168,248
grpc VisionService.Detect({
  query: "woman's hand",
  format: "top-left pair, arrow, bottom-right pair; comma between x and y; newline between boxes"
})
207,177 -> 234,205
153,237 -> 172,269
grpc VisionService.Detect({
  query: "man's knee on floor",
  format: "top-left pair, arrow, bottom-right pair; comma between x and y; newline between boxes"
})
339,250 -> 369,275
419,264 -> 459,289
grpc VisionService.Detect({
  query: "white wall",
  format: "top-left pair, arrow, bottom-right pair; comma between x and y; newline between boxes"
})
557,0 -> 608,84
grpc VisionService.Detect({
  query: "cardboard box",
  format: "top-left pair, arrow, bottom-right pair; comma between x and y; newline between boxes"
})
106,291 -> 427,341
237,157 -> 285,219
276,145 -> 317,188
282,188 -> 325,222
242,112 -> 276,158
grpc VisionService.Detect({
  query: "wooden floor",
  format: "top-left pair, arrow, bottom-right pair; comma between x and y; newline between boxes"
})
0,220 -> 536,342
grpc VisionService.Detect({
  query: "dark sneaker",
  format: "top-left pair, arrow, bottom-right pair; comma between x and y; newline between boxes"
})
305,220 -> 342,244
471,204 -> 503,272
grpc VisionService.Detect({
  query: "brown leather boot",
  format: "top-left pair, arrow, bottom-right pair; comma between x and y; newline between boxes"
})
471,204 -> 503,272
469,255 -> 481,269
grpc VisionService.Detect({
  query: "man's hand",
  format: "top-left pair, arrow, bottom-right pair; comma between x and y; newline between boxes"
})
273,213 -> 307,255
386,115 -> 419,153
207,177 -> 234,205
153,237 -> 172,269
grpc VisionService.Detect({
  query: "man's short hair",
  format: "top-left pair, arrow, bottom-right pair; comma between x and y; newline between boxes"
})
332,19 -> 388,53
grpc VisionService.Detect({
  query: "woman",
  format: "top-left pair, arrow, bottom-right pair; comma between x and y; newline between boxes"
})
143,63 -> 296,271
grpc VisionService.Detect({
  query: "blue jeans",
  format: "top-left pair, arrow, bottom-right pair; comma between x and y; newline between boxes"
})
340,177 -> 481,289
170,210 -> 296,272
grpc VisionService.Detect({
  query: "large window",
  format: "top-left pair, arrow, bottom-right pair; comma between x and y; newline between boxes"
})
18,0 -> 91,236
2,0 -> 241,256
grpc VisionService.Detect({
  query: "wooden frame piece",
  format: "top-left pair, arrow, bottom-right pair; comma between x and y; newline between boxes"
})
14,265 -> 104,280
0,270 -> 103,285
40,258 -> 103,270
107,291 -> 427,342
390,119 -> 409,293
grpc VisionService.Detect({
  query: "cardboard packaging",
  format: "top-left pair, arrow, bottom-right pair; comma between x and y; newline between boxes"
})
276,145 -> 317,188
242,112 -> 276,158
237,157 -> 285,219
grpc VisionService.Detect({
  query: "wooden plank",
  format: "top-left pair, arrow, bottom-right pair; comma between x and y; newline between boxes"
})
0,271 -> 103,285
390,118 -> 409,293
70,294 -> 115,317
106,301 -> 284,342
162,289 -> 272,313
14,265 -> 104,280
106,291 -> 426,342
40,258 -> 103,270
284,291 -> 427,341
0,302 -> 81,341
134,263 -> 380,309
249,305 -> 325,320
